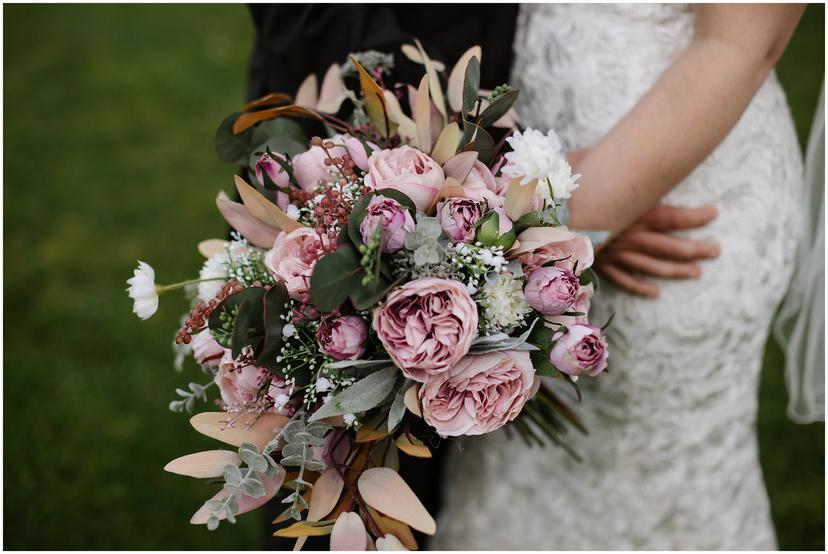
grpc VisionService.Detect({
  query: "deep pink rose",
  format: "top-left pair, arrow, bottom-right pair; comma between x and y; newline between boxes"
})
436,198 -> 482,243
545,283 -> 593,326
550,324 -> 609,377
254,152 -> 291,211
359,196 -> 415,253
265,228 -> 329,302
192,329 -> 226,367
214,350 -> 269,408
419,350 -> 537,436
363,146 -> 444,211
524,266 -> 580,316
317,316 -> 368,360
519,233 -> 594,275
373,278 -> 478,382
462,161 -> 504,207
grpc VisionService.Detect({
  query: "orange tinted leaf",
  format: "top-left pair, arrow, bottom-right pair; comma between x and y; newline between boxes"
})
395,435 -> 432,459
358,468 -> 436,535
234,175 -> 304,232
242,92 -> 292,112
307,468 -> 345,522
233,105 -> 320,134
164,450 -> 241,479
274,520 -> 335,538
351,57 -> 396,138
189,412 -> 288,450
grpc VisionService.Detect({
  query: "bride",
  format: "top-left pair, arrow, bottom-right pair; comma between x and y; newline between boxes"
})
431,4 -> 805,550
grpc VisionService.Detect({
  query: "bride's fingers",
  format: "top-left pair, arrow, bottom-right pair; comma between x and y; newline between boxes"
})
595,261 -> 661,298
611,250 -> 702,279
613,229 -> 720,261
642,204 -> 718,231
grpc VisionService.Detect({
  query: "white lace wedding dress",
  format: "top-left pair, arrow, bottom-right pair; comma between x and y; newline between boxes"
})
431,4 -> 804,550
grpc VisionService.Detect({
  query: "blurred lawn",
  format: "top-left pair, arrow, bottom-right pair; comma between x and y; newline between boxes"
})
3,4 -> 824,550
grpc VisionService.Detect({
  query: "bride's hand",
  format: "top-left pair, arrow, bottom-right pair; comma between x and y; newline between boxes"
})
594,203 -> 720,298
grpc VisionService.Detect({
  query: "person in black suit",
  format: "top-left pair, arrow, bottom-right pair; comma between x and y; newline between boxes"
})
243,4 -> 519,549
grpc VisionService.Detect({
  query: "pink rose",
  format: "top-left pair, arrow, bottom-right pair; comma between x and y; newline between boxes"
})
519,234 -> 594,275
545,283 -> 593,326
373,277 -> 478,382
192,329 -> 226,367
359,196 -> 415,253
524,266 -> 580,316
265,228 -> 328,302
437,198 -> 482,243
462,161 -> 504,207
214,350 -> 269,408
292,146 -> 330,191
254,152 -> 291,211
335,134 -> 377,172
317,315 -> 368,360
419,350 -> 537,436
364,146 -> 445,211
550,324 -> 608,377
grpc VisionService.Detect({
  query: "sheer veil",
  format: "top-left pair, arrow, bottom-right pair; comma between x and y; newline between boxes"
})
774,83 -> 825,424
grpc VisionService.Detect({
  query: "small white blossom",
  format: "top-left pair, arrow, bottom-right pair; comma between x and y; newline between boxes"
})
197,253 -> 228,301
315,377 -> 333,392
126,261 -> 159,320
478,271 -> 532,332
274,394 -> 290,410
285,204 -> 301,220
343,413 -> 357,427
502,128 -> 580,199
282,323 -> 297,338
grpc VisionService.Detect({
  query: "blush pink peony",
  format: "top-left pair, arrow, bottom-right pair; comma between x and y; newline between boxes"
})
214,351 -> 269,408
265,227 -> 329,302
436,198 -> 482,243
359,196 -> 415,253
462,160 -> 504,207
373,277 -> 478,382
519,233 -> 594,275
545,283 -> 593,326
524,266 -> 580,316
316,315 -> 368,360
419,350 -> 537,436
191,329 -> 226,367
363,145 -> 444,211
549,324 -> 609,377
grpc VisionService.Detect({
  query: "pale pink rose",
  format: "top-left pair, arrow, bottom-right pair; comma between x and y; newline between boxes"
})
373,277 -> 478,382
524,266 -> 580,316
254,152 -> 291,211
214,350 -> 269,408
545,283 -> 593,326
317,315 -> 368,360
437,198 -> 482,243
265,228 -> 328,302
419,350 -> 537,436
267,375 -> 294,415
363,146 -> 444,211
462,161 -> 504,207
519,234 -> 594,275
292,146 -> 330,191
192,329 -> 226,367
550,324 -> 608,377
359,196 -> 415,253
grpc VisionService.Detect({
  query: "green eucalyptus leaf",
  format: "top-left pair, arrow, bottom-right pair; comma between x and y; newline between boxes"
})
477,89 -> 519,128
462,56 -> 481,115
309,366 -> 399,421
309,244 -> 364,312
216,112 -> 253,164
579,267 -> 600,291
461,122 -> 495,165
256,283 -> 290,368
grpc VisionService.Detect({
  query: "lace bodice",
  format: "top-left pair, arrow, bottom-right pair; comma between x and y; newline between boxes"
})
430,4 -> 804,550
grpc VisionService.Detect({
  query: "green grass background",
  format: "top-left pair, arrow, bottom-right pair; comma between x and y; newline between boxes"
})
4,4 -> 824,550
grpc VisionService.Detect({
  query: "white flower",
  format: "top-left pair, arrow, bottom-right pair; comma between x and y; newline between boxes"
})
502,128 -> 580,199
282,323 -> 297,338
274,394 -> 291,410
477,271 -> 532,332
285,204 -> 301,220
126,261 -> 159,320
315,377 -> 332,392
343,413 -> 357,427
197,253 -> 228,301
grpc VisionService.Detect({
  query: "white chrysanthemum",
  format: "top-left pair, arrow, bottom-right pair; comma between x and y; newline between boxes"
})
502,128 -> 580,199
126,260 -> 159,320
197,253 -> 228,301
477,272 -> 532,332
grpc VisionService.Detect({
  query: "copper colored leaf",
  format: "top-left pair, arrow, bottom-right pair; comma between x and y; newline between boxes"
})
243,92 -> 292,112
447,45 -> 482,113
189,412 -> 288,450
164,450 -> 241,479
307,468 -> 345,522
198,239 -> 228,258
191,467 -> 284,524
234,175 -> 304,232
430,122 -> 461,165
216,191 -> 279,248
414,75 -> 432,153
357,468 -> 436,535
439,177 -> 466,201
395,435 -> 432,459
274,520 -> 335,538
403,384 -> 422,418
330,512 -> 368,550
442,151 -> 478,184
233,105 -> 321,135
366,507 -> 418,550
351,56 -> 396,138
355,427 -> 392,443
502,177 -> 540,221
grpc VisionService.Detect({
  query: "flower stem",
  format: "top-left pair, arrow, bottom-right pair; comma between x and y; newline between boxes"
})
156,277 -> 225,294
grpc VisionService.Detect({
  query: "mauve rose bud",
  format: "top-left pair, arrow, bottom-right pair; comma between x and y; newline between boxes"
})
475,206 -> 516,249
549,324 -> 609,377
316,316 -> 368,360
437,198 -> 483,243
254,152 -> 291,211
524,266 -> 580,316
359,195 -> 415,253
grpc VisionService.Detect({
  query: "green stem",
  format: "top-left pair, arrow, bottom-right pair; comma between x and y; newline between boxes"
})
156,277 -> 225,294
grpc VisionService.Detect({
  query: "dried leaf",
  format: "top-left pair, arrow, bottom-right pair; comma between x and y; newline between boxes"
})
274,520 -> 335,538
400,43 -> 445,71
355,427 -> 392,443
502,177 -> 539,221
442,151 -> 478,184
216,191 -> 279,248
358,468 -> 436,535
189,412 -> 288,450
318,63 -> 346,114
413,40 -> 446,123
414,75 -> 431,153
198,239 -> 228,258
294,74 -> 318,108
439,177 -> 466,201
509,226 -> 577,257
233,105 -> 321,135
191,467 -> 284,524
307,468 -> 345,522
242,92 -> 292,112
431,122 -> 461,164
383,90 -> 417,144
330,512 -> 367,550
447,45 -> 482,113
164,450 -> 241,479
403,385 -> 422,418
352,56 -> 396,138
395,435 -> 431,459
376,534 -> 409,551
234,175 -> 304,232
366,507 -> 418,550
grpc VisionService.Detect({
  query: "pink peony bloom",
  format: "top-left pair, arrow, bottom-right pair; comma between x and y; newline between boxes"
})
317,315 -> 368,360
214,350 -> 269,408
373,278 -> 478,382
524,266 -> 580,316
265,227 -> 329,302
462,161 -> 504,207
519,233 -> 594,276
336,134 -> 377,172
254,152 -> 291,211
419,350 -> 537,436
545,283 -> 593,327
436,198 -> 482,243
363,145 -> 445,212
292,146 -> 330,191
550,324 -> 608,377
266,374 -> 294,415
191,329 -> 226,367
359,196 -> 415,253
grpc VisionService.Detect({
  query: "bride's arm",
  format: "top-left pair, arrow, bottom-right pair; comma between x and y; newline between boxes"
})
567,4 -> 805,235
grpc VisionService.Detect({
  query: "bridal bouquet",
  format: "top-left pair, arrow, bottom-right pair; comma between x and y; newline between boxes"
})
127,43 -> 609,549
